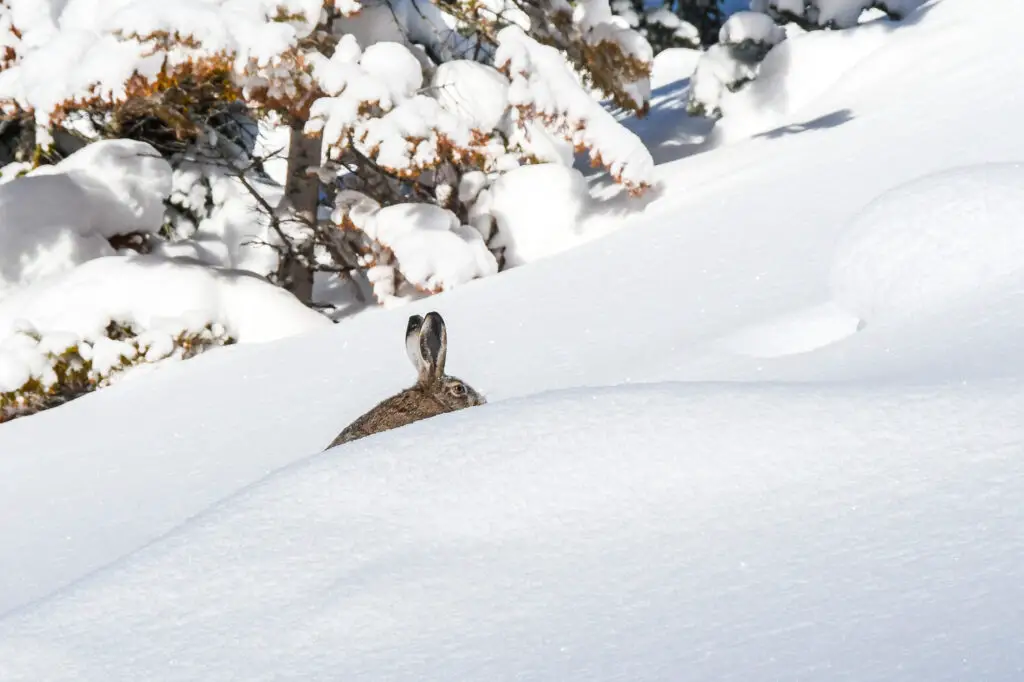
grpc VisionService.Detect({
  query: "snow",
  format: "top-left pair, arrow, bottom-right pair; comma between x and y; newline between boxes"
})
2,384 -> 1023,680
5,0 -> 1024,678
0,140 -> 171,296
366,204 -> 498,293
719,10 -> 786,47
475,164 -> 593,267
831,163 -> 1024,323
760,0 -> 926,28
158,161 -> 283,278
0,255 -> 329,392
431,60 -> 511,132
358,41 -> 425,105
496,26 -> 655,191
687,42 -> 758,116
0,255 -> 328,345
650,47 -> 702,88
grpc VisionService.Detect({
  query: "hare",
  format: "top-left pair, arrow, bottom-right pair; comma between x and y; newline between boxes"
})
326,311 -> 486,448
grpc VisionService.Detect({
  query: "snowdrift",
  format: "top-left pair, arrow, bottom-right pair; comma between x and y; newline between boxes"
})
2,383 -> 1023,681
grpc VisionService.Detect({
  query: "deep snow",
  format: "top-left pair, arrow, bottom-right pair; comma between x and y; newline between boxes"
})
3,0 -> 1024,679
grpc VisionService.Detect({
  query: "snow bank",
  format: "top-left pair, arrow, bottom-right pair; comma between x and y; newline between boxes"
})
0,255 -> 329,346
474,164 -> 592,266
2,382 -> 1022,681
0,140 -> 171,296
831,163 -> 1024,322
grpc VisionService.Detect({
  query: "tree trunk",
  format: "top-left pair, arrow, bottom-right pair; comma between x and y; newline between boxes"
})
282,123 -> 322,305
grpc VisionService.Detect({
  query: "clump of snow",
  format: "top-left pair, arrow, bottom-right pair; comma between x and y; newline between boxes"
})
650,47 -> 703,88
687,43 -> 758,117
431,60 -> 511,132
363,204 -> 498,294
473,164 -> 591,267
309,38 -> 509,177
0,139 -> 171,296
358,41 -> 425,104
496,26 -> 655,192
720,11 -> 786,49
831,163 -> 1024,323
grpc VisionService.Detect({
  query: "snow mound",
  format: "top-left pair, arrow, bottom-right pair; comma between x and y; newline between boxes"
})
2,382 -> 1022,681
831,163 -> 1024,322
0,255 -> 329,345
0,140 -> 171,296
475,164 -> 591,267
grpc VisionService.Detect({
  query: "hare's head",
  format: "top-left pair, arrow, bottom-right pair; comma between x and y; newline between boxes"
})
406,311 -> 486,411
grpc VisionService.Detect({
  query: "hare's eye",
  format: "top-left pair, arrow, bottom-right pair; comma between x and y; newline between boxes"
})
450,383 -> 467,397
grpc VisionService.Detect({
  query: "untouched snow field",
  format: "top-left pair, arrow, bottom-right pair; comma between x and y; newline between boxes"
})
3,0 -> 1024,679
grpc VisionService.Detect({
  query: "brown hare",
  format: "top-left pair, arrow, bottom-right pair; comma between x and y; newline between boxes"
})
326,311 -> 486,448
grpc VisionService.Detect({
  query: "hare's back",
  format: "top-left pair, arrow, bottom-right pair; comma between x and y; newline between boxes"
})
327,388 -> 447,448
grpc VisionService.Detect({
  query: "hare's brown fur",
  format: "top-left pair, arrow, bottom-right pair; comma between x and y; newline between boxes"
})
326,312 -> 484,448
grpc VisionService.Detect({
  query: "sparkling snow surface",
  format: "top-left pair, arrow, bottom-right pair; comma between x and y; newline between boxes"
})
3,0 -> 1024,680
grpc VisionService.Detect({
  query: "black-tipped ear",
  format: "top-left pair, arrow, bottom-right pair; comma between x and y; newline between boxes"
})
405,314 -> 424,374
418,311 -> 447,383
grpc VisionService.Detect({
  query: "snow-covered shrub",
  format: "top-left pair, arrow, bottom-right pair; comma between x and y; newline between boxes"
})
687,11 -> 785,117
0,253 -> 329,421
0,0 -> 658,313
611,0 -> 724,53
471,164 -> 592,267
0,139 -> 171,296
751,0 -> 917,30
688,0 -> 922,119
0,321 -> 233,423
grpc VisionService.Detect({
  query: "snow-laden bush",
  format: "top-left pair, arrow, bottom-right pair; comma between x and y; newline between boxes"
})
0,139 -> 171,296
611,0 -> 723,53
687,11 -> 785,118
0,0 -> 658,312
0,254 -> 329,422
750,0 -> 917,30
0,321 -> 232,423
688,0 -> 921,119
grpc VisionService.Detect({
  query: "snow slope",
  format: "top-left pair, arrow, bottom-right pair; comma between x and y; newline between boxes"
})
4,0 -> 1024,678
3,383 -> 1023,681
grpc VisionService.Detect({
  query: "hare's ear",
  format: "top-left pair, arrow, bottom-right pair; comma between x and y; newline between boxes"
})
405,314 -> 425,373
418,311 -> 447,383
